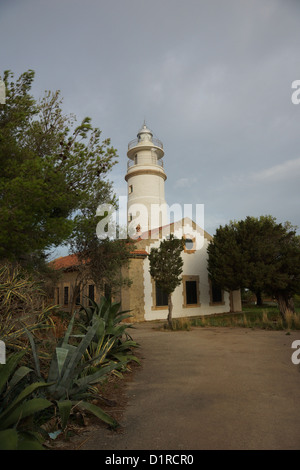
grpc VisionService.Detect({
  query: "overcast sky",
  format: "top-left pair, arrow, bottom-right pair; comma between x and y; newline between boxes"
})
1,0 -> 300,257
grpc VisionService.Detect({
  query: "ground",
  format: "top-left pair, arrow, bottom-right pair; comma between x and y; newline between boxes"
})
49,322 -> 300,451
46,353 -> 142,450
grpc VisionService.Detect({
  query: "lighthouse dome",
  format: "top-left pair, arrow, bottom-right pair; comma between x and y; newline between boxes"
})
137,122 -> 153,142
127,122 -> 164,159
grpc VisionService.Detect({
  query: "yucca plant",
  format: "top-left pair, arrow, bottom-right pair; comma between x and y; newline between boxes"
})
0,264 -> 55,354
79,296 -> 132,329
0,350 -> 54,450
79,297 -> 140,369
26,313 -> 121,432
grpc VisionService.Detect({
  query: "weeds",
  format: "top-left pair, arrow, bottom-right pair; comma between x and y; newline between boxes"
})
171,318 -> 192,331
187,305 -> 300,330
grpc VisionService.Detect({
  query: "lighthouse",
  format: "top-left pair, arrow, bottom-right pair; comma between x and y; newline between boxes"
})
125,123 -> 167,235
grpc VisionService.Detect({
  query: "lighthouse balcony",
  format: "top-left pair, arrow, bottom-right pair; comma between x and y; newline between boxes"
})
128,137 -> 163,151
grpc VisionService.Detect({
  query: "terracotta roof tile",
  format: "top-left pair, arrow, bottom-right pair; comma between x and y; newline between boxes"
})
50,246 -> 149,270
131,249 -> 149,256
50,254 -> 83,270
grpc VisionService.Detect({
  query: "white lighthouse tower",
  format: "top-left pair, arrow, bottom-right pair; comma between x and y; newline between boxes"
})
125,122 -> 167,235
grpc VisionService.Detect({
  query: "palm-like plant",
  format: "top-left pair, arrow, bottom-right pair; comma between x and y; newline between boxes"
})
78,297 -> 140,371
27,312 -> 121,432
0,351 -> 53,450
0,264 -> 55,353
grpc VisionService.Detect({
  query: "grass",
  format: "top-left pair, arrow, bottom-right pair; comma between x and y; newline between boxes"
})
169,317 -> 192,331
170,303 -> 300,331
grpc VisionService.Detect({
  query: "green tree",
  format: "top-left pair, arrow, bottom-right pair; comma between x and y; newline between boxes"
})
68,192 -> 135,311
0,70 -> 117,264
69,235 -> 135,314
148,235 -> 184,329
207,215 -> 300,320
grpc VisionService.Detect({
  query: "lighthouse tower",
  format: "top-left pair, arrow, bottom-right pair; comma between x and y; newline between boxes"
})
125,123 -> 167,234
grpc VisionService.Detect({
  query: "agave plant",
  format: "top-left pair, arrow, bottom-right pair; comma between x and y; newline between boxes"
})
0,350 -> 53,450
79,297 -> 140,370
26,312 -> 121,431
79,296 -> 133,329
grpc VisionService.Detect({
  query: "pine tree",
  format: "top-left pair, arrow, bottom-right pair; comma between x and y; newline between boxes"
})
148,235 -> 184,329
0,70 -> 117,264
207,216 -> 300,320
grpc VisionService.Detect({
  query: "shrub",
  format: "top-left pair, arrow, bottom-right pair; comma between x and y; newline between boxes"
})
0,263 -> 55,355
26,313 -> 121,433
78,297 -> 140,372
0,351 -> 53,450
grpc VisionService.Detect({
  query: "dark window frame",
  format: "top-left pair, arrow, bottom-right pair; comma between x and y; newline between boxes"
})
88,284 -> 95,304
182,275 -> 200,308
63,286 -> 69,306
185,280 -> 198,305
209,280 -> 225,305
155,283 -> 169,307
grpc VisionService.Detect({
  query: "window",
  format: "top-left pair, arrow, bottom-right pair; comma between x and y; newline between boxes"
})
186,281 -> 198,304
55,287 -> 60,304
155,283 -> 168,307
210,281 -> 224,304
185,238 -> 194,250
128,213 -> 133,222
64,286 -> 69,306
134,155 -> 138,164
182,275 -> 200,308
184,236 -> 196,254
88,284 -> 95,303
151,280 -> 168,309
129,185 -> 133,194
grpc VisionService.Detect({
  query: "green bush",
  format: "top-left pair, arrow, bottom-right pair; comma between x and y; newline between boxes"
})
0,351 -> 53,450
0,274 -> 141,449
26,312 -> 121,433
0,263 -> 55,355
78,297 -> 140,372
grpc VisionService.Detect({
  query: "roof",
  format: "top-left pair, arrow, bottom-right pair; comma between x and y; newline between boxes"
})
49,254 -> 84,270
130,249 -> 149,257
50,218 -> 210,270
50,248 -> 148,271
132,217 -> 212,242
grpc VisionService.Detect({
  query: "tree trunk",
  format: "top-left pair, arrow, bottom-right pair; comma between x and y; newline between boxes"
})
70,295 -> 76,316
255,290 -> 263,306
167,293 -> 173,329
288,296 -> 295,312
276,293 -> 295,322
70,283 -> 81,316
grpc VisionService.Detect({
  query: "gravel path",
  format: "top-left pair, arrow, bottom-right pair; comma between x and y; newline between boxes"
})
80,323 -> 300,450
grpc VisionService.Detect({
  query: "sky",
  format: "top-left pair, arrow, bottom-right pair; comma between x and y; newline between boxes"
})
1,0 -> 300,258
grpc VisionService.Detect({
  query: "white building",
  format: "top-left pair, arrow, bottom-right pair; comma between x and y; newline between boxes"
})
126,122 -> 168,235
121,123 -> 242,322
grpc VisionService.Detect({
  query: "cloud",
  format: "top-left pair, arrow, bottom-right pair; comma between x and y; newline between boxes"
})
252,158 -> 300,182
174,177 -> 197,189
1,0 -> 300,237
215,157 -> 300,191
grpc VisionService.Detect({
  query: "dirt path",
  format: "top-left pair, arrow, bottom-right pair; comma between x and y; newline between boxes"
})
77,323 -> 300,450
